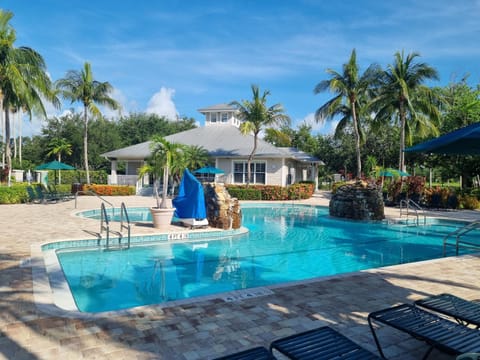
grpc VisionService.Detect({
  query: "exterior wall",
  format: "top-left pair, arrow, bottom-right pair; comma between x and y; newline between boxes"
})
266,158 -> 283,186
126,161 -> 143,176
220,158 -> 284,186
216,158 -> 232,183
204,111 -> 240,127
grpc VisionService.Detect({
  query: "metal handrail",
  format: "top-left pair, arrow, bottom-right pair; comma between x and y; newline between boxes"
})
75,190 -> 114,210
119,202 -> 131,249
399,199 -> 426,225
443,220 -> 480,256
100,202 -> 111,248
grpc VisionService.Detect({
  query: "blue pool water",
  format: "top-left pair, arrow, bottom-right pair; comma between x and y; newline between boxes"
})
59,204 -> 477,312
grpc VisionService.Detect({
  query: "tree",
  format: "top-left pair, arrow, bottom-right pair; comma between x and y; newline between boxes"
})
372,51 -> 440,172
139,136 -> 184,209
314,49 -> 379,178
0,10 -> 58,182
181,145 -> 209,171
230,84 -> 290,185
47,137 -> 73,162
56,62 -> 120,184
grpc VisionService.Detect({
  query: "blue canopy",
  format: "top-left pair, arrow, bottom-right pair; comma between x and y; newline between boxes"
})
405,123 -> 480,155
194,166 -> 224,174
379,168 -> 410,177
173,169 -> 207,220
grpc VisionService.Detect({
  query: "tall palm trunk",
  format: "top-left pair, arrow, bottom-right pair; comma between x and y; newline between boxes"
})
246,134 -> 258,186
399,100 -> 406,172
4,108 -> 11,180
83,105 -> 90,184
350,98 -> 362,178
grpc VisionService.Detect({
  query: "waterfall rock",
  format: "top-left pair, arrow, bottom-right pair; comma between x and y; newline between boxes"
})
204,183 -> 242,229
329,181 -> 384,220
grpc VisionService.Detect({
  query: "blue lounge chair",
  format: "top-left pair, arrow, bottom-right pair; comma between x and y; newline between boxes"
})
415,293 -> 480,328
368,303 -> 480,359
270,326 -> 379,359
213,346 -> 275,360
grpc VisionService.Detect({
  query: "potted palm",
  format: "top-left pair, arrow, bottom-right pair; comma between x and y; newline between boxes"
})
138,136 -> 183,229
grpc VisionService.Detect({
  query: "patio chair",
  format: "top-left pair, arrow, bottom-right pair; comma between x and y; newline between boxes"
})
414,293 -> 480,328
212,346 -> 275,360
270,326 -> 380,359
47,184 -> 74,201
368,303 -> 480,359
35,184 -> 59,202
26,186 -> 41,204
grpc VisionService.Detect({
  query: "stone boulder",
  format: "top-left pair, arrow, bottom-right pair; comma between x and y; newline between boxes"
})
329,181 -> 384,220
204,183 -> 242,229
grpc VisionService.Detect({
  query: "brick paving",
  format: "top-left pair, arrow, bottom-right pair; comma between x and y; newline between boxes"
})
0,192 -> 479,359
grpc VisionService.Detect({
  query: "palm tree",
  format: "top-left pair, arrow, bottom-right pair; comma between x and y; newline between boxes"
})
47,137 -> 73,162
314,49 -> 379,178
230,85 -> 290,185
181,145 -> 209,171
372,51 -> 440,172
0,10 -> 58,180
138,136 -> 185,209
47,137 -> 73,184
56,62 -> 119,184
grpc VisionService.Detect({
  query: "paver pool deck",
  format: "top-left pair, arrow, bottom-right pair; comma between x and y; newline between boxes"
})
0,192 -> 479,359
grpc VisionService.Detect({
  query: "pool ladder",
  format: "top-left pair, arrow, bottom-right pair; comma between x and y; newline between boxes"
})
442,220 -> 480,256
399,199 -> 426,225
100,202 -> 131,250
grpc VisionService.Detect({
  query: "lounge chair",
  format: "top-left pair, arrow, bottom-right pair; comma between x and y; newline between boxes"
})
213,346 -> 275,360
26,186 -> 41,204
47,184 -> 74,201
35,184 -> 59,202
270,326 -> 380,359
414,293 -> 480,328
368,303 -> 480,359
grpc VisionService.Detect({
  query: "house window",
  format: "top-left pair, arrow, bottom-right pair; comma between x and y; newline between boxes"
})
233,161 -> 266,184
210,113 -> 217,122
221,113 -> 228,123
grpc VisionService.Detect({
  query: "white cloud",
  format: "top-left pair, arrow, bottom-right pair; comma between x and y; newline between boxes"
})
298,113 -> 338,135
101,88 -> 127,119
145,87 -> 178,120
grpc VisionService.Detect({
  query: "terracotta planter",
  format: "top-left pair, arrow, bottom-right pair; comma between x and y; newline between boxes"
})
150,207 -> 175,229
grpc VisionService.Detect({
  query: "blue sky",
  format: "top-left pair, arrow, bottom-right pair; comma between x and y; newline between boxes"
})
3,0 -> 480,137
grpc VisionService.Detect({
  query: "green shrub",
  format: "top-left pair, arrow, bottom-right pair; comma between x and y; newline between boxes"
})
225,186 -> 263,200
42,170 -> 108,185
225,183 -> 314,201
0,184 -> 29,204
459,195 -> 480,210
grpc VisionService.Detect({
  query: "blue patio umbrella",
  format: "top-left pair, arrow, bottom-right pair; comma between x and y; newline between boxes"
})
405,122 -> 480,155
35,160 -> 75,184
379,168 -> 410,177
194,166 -> 225,174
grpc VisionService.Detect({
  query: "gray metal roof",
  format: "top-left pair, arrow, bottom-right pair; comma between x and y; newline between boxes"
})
197,104 -> 236,113
101,125 -> 323,164
279,147 -> 325,165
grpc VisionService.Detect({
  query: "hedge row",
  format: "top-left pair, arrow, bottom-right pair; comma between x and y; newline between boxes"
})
226,182 -> 315,201
82,184 -> 136,196
0,183 -> 136,204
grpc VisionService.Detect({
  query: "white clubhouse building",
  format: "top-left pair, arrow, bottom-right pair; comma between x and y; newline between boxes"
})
102,104 -> 323,191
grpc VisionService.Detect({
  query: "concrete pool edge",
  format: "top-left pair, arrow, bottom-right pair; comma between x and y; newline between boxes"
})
30,238 -> 479,319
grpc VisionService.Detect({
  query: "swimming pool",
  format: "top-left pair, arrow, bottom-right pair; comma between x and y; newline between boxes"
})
56,204 -> 476,312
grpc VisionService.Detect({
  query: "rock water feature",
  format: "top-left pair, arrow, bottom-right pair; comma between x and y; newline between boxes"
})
329,181 -> 384,220
204,183 -> 242,229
